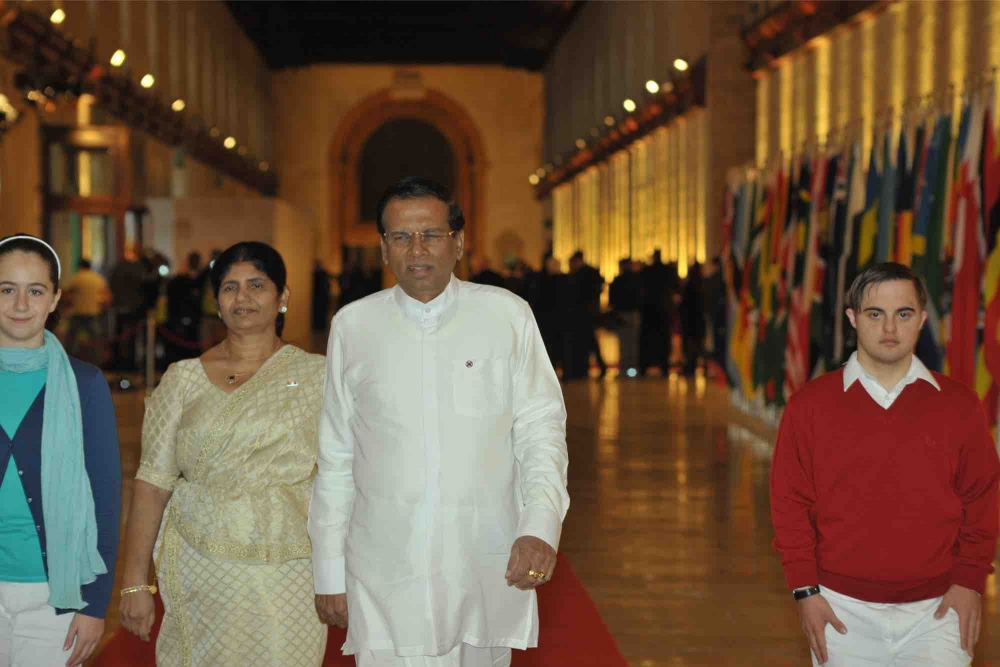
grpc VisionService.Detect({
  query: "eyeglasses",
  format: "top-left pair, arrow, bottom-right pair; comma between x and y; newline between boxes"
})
382,230 -> 458,248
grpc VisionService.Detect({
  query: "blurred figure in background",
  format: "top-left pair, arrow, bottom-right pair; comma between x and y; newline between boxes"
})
312,259 -> 332,332
565,250 -> 606,381
609,257 -> 642,378
108,249 -> 146,371
163,252 -> 202,365
198,249 -> 226,349
639,250 -> 671,376
703,256 -> 728,380
535,255 -> 568,372
64,258 -> 111,366
680,261 -> 706,377
469,253 -> 505,287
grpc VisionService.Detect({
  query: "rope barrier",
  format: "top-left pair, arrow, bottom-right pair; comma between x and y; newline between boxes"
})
155,325 -> 207,351
69,320 -> 145,349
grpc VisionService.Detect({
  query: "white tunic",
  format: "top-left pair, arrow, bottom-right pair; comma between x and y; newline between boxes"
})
309,276 -> 569,657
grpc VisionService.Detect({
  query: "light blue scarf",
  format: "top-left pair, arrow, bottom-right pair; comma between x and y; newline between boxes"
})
0,331 -> 105,610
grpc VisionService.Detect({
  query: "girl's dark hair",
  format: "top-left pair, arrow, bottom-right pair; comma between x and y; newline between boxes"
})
210,242 -> 288,337
0,235 -> 62,330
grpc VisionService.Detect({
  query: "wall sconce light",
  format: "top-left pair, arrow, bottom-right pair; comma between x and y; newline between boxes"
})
171,99 -> 185,112
673,58 -> 689,72
140,74 -> 155,88
50,8 -> 66,24
224,136 -> 236,149
529,174 -> 540,185
645,80 -> 660,94
623,98 -> 636,113
110,49 -> 126,67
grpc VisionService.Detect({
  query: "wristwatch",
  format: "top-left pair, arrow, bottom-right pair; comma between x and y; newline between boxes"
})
793,585 -> 821,601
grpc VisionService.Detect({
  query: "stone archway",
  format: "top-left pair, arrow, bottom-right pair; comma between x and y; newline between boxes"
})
328,88 -> 487,274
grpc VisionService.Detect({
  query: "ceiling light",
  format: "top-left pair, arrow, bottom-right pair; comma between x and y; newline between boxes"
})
50,8 -> 66,24
674,58 -> 689,72
529,174 -> 540,185
623,98 -> 636,113
171,99 -> 185,112
140,74 -> 155,88
575,138 -> 586,149
224,136 -> 236,149
646,80 -> 660,94
110,49 -> 126,67
604,115 -> 615,127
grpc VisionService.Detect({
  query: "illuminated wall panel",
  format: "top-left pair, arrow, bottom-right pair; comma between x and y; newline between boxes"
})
755,0 -> 1000,169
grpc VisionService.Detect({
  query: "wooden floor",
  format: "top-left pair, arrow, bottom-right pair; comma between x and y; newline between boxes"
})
100,371 -> 1000,666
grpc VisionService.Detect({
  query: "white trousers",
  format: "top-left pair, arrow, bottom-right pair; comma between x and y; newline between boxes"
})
813,586 -> 971,667
0,582 -> 73,667
356,644 -> 512,667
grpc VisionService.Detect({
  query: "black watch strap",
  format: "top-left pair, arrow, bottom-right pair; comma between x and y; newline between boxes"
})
793,586 -> 821,601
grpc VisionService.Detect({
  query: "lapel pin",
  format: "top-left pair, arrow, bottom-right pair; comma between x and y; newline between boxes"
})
465,360 -> 474,368
287,380 -> 299,388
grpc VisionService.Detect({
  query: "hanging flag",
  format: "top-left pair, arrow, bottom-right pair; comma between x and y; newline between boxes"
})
894,123 -> 922,265
912,112 -> 953,372
786,153 -> 826,396
813,153 -> 841,376
833,141 -> 866,363
822,148 -> 851,369
978,91 -> 1000,435
946,95 -> 986,389
853,137 -> 883,275
876,130 -> 898,262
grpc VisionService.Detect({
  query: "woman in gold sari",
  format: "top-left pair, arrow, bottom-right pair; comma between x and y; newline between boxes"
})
118,242 -> 327,666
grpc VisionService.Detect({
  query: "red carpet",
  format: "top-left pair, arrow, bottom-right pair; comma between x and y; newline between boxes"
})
93,553 -> 626,666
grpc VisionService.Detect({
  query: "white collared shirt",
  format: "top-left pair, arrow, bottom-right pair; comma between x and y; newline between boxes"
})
842,351 -> 941,409
309,275 -> 569,655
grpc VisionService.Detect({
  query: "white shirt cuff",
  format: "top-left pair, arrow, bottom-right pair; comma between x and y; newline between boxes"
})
517,506 -> 562,551
312,555 -> 346,595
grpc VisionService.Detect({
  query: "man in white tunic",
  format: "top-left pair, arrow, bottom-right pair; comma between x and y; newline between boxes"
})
310,177 -> 570,667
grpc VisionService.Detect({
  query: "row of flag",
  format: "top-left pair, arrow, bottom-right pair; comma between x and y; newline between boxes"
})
720,85 -> 1000,433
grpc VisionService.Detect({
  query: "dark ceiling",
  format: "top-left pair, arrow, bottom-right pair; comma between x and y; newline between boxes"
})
226,1 -> 583,72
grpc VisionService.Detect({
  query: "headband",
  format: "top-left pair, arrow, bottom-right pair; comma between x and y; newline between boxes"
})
0,235 -> 62,280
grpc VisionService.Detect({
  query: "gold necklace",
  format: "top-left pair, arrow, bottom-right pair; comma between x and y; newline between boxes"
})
223,339 -> 281,385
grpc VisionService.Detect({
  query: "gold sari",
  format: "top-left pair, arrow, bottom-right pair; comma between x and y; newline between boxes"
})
136,345 -> 327,666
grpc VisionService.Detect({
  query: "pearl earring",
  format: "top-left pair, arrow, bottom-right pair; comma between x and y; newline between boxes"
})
280,306 -> 288,313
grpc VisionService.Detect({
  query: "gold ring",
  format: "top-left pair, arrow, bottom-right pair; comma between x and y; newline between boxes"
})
528,569 -> 538,578
531,570 -> 546,580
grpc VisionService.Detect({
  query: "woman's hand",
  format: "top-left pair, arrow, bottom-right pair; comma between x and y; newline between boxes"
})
63,613 -> 104,666
119,589 -> 157,642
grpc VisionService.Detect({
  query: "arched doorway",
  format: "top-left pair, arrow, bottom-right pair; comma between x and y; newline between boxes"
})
328,89 -> 487,281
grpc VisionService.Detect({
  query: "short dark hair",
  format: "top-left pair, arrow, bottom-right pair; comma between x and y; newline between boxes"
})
78,258 -> 92,270
846,262 -> 928,312
375,176 -> 465,236
211,242 -> 288,337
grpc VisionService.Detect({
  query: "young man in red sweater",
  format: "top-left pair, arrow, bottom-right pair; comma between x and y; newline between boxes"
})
770,263 -> 1000,666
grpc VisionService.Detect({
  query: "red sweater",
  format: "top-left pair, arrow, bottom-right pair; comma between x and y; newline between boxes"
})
770,368 -> 1000,602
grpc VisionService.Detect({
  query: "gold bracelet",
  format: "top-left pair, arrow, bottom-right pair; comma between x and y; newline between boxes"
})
120,584 -> 157,596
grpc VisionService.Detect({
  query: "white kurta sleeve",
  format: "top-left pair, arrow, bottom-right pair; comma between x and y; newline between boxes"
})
309,325 -> 356,594
511,301 -> 570,551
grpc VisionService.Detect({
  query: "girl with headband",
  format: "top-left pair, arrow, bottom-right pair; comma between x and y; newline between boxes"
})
0,235 -> 121,667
